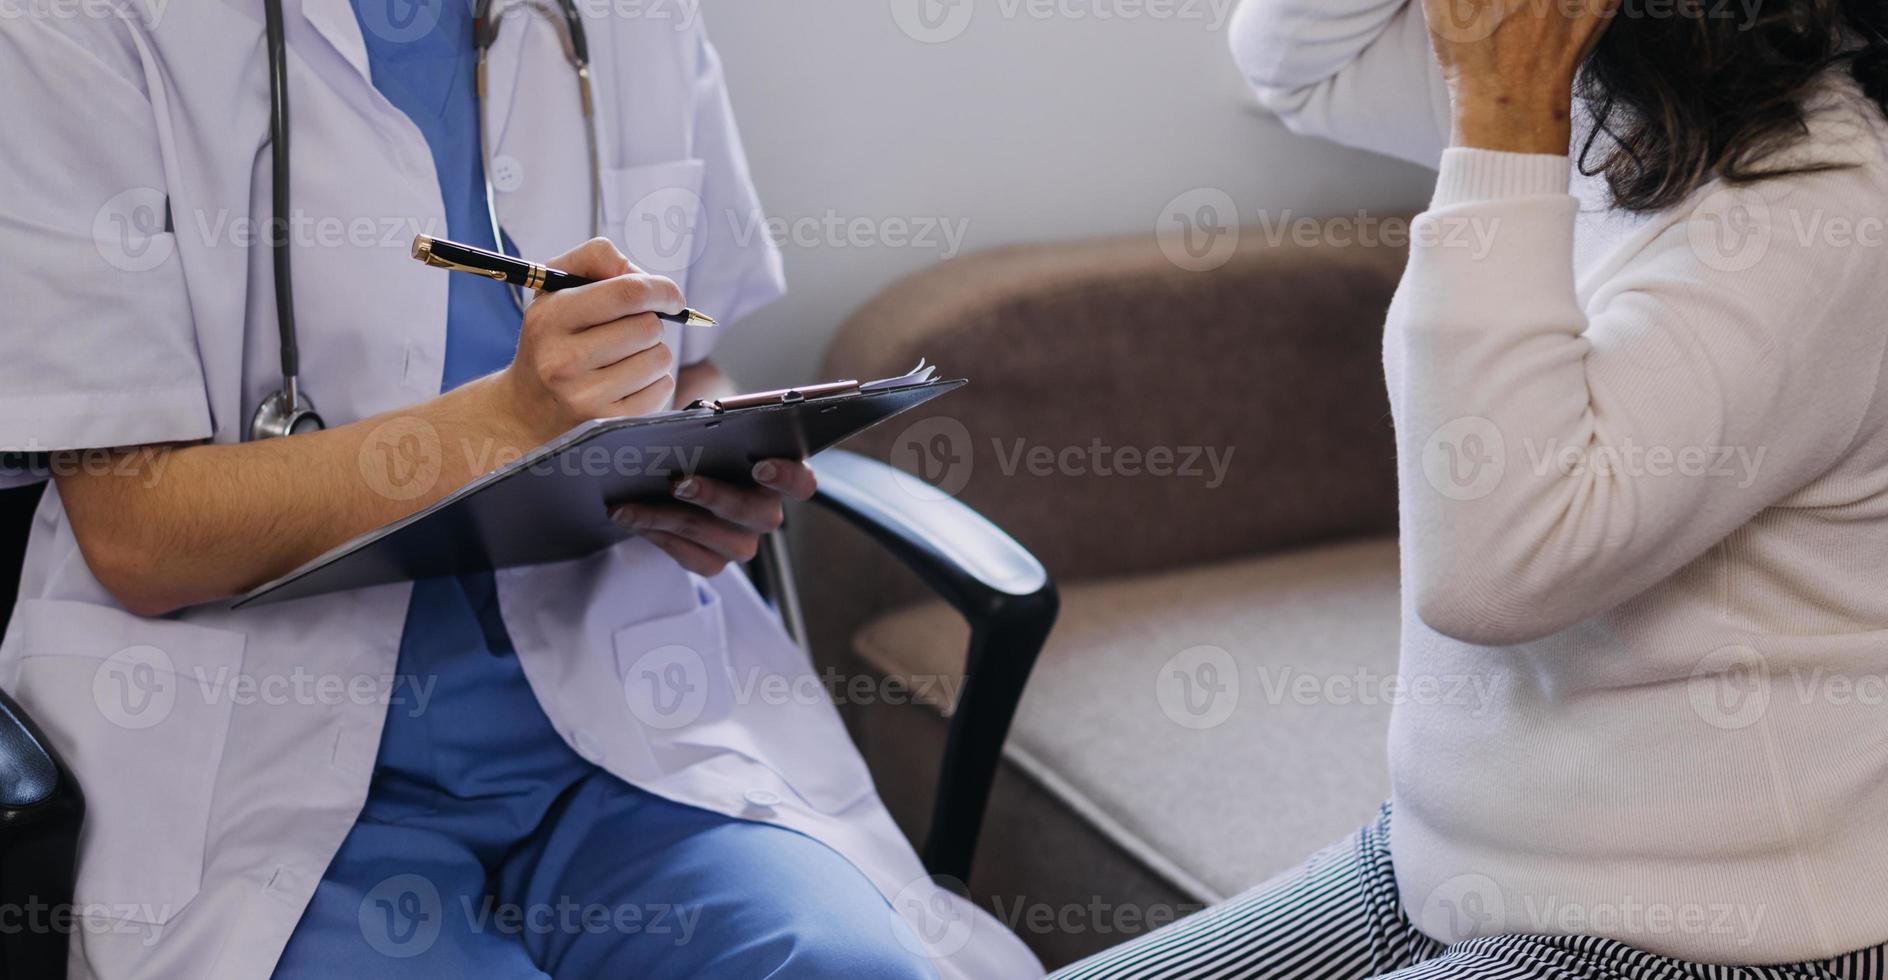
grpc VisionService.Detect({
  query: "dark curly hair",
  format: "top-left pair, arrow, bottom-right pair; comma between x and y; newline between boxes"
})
1577,0 -> 1888,211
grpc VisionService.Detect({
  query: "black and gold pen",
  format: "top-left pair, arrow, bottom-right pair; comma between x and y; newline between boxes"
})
409,234 -> 717,327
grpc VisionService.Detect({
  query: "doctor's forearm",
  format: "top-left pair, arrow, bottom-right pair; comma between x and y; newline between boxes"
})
55,239 -> 683,616
54,374 -> 548,617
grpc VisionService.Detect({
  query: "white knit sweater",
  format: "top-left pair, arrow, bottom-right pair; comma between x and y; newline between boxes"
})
1232,0 -> 1888,964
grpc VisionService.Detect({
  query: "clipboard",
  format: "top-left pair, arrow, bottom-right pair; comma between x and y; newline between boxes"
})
235,363 -> 961,608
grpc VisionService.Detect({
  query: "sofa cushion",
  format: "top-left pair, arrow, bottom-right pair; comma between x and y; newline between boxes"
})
852,536 -> 1402,902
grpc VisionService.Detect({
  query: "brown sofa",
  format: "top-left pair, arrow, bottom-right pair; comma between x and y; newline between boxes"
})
797,225 -> 1415,968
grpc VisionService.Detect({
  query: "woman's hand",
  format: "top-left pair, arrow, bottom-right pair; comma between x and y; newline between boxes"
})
1421,0 -> 1619,153
610,460 -> 817,576
495,238 -> 683,444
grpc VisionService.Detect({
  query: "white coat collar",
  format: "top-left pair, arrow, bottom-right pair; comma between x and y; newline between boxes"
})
296,0 -> 372,82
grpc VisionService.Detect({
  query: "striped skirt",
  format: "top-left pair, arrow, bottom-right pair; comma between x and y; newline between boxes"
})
1049,804 -> 1888,980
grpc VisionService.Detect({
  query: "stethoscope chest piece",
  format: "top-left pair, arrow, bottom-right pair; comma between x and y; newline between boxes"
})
250,382 -> 326,441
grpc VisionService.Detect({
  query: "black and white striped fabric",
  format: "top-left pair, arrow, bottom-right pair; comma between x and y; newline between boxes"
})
1050,804 -> 1888,980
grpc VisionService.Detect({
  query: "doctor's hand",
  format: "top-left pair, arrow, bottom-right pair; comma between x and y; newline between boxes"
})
609,460 -> 817,576
495,238 -> 684,443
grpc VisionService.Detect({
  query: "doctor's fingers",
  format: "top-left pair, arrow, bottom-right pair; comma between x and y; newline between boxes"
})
669,475 -> 786,534
547,236 -> 639,280
611,505 -> 760,563
541,273 -> 685,334
571,313 -> 666,369
585,349 -> 678,419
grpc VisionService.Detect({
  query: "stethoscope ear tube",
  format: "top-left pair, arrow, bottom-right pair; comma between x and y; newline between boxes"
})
252,0 -> 597,439
253,0 -> 322,441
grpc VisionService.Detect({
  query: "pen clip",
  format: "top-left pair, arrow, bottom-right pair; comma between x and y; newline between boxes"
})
411,235 -> 510,282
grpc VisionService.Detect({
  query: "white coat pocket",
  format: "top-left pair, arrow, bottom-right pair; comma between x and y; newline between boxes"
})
7,599 -> 244,925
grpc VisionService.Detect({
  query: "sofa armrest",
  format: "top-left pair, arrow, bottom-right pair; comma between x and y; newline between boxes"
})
820,227 -> 1408,585
807,450 -> 1056,884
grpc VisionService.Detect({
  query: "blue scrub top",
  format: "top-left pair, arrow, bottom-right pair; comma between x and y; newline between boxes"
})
349,0 -> 588,841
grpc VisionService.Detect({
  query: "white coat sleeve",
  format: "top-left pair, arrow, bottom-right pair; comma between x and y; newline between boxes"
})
0,12 -> 213,486
1228,0 -> 1452,170
672,27 -> 786,367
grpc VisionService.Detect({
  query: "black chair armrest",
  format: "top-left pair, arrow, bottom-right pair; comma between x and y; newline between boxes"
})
0,688 -> 83,979
806,449 -> 1057,885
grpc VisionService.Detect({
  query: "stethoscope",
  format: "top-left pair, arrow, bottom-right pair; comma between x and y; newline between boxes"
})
250,0 -> 603,441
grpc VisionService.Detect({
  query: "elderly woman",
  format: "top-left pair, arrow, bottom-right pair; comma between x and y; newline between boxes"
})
1055,0 -> 1888,977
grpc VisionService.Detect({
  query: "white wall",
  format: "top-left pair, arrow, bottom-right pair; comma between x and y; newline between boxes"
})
700,0 -> 1437,386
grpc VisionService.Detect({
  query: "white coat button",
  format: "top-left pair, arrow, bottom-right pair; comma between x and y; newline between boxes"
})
489,155 -> 525,193
573,729 -> 605,763
743,788 -> 781,809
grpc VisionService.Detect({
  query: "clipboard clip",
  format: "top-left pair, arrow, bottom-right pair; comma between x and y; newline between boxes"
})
689,379 -> 861,414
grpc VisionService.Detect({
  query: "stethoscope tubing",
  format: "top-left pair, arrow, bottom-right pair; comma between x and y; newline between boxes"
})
254,0 -> 599,439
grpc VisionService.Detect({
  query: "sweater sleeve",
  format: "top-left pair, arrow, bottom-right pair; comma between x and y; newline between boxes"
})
1390,148 -> 1888,646
1228,0 -> 1451,169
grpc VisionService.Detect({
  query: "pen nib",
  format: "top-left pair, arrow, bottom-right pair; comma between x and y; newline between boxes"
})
684,310 -> 718,328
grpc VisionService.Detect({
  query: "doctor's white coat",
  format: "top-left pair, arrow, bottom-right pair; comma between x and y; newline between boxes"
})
0,3 -> 1042,977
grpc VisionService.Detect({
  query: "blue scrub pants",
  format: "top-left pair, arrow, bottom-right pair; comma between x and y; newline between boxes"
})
272,578 -> 936,979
